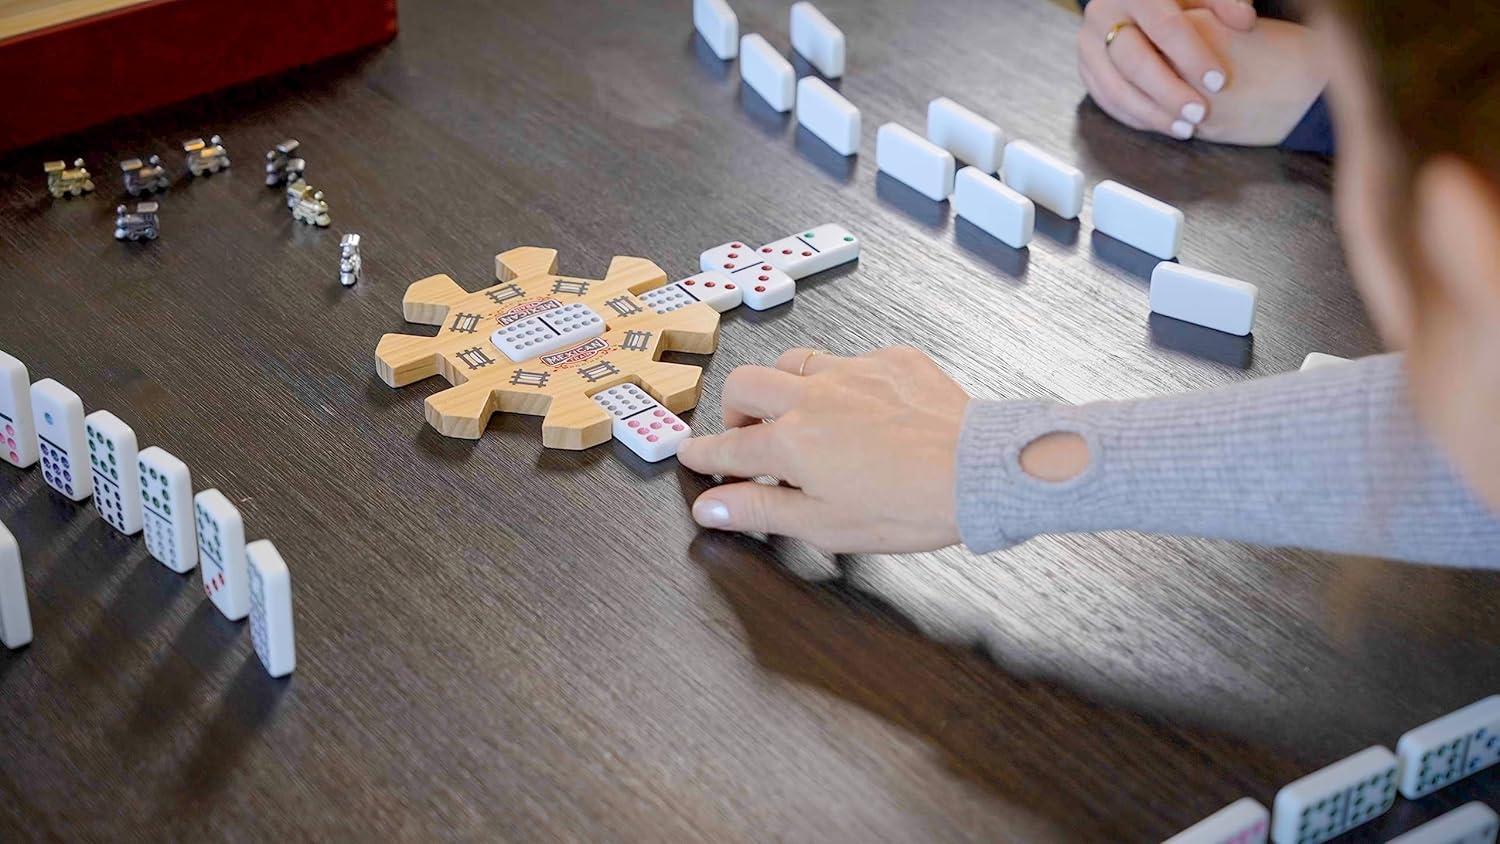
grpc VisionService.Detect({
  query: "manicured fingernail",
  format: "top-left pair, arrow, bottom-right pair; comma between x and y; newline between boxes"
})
1170,120 -> 1195,140
694,499 -> 731,527
1203,70 -> 1226,92
1181,102 -> 1206,124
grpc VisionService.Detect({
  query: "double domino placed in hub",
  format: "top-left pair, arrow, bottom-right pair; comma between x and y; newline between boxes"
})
796,77 -> 860,156
1002,139 -> 1084,219
1270,745 -> 1398,844
85,410 -> 143,535
138,446 -> 197,573
1386,802 -> 1498,844
1092,180 -> 1185,259
194,489 -> 251,621
693,0 -> 738,60
0,350 -> 38,468
954,167 -> 1034,249
247,539 -> 296,677
1395,695 -> 1500,798
877,122 -> 955,201
592,383 -> 691,462
1164,798 -> 1268,844
0,520 -> 32,649
740,33 -> 795,112
789,1 -> 844,78
489,302 -> 605,362
30,379 -> 92,501
1150,263 -> 1259,336
927,97 -> 1005,174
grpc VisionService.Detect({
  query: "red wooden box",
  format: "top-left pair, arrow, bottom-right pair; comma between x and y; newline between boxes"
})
0,0 -> 398,153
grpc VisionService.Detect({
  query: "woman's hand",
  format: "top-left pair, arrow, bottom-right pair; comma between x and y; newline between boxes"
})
1184,14 -> 1330,146
1078,0 -> 1257,139
677,347 -> 971,554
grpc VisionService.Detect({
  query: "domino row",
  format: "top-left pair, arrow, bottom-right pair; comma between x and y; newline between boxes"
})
876,97 -> 1263,337
1164,694 -> 1500,844
0,350 -> 295,677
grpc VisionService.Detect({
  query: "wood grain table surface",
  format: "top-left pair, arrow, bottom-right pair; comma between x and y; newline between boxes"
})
0,0 -> 1494,840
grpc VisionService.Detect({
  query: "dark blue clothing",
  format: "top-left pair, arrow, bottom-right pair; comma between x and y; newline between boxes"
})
1078,0 -> 1334,154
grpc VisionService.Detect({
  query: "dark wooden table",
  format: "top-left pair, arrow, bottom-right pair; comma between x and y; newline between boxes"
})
0,0 -> 1495,840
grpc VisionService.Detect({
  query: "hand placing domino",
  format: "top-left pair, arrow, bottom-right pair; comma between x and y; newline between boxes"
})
30,379 -> 92,501
246,539 -> 296,678
756,223 -> 860,280
1386,802 -> 1498,844
796,76 -> 860,157
1271,745 -> 1398,844
194,489 -> 251,621
640,271 -> 743,314
592,383 -> 691,462
927,97 -> 1006,174
1002,139 -> 1085,219
789,1 -> 845,78
85,410 -> 143,535
489,302 -> 605,362
693,0 -> 738,61
1092,179 -> 1184,260
953,167 -> 1035,249
138,446 -> 197,573
877,122 -> 955,201
0,350 -> 38,469
1395,695 -> 1500,798
1150,263 -> 1259,336
0,520 -> 32,649
739,33 -> 795,112
1163,798 -> 1268,844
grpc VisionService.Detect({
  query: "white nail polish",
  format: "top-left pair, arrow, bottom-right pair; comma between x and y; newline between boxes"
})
1203,70 -> 1226,93
1181,102 -> 1206,124
1171,120 -> 1195,140
695,500 -> 731,527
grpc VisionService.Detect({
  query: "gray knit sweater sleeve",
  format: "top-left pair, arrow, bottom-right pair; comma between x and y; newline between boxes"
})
955,353 -> 1500,567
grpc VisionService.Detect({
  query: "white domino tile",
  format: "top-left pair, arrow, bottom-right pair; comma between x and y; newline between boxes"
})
953,166 -> 1035,249
927,97 -> 1006,174
1164,798 -> 1269,844
700,239 -> 758,274
756,223 -> 860,279
489,302 -> 605,363
693,0 -> 738,60
0,521 -> 32,649
1271,745 -> 1398,844
1150,263 -> 1259,336
1387,803 -> 1499,844
1397,696 -> 1500,799
84,411 -> 142,536
0,350 -> 38,468
796,76 -> 860,156
138,447 -> 197,574
592,383 -> 692,463
1300,353 -> 1349,372
1092,179 -> 1185,259
1002,139 -> 1085,219
30,379 -> 92,502
789,1 -> 845,78
640,272 -> 743,314
876,122 -> 955,201
740,33 -> 795,112
246,539 -> 296,678
194,489 -> 250,621
736,262 -> 796,310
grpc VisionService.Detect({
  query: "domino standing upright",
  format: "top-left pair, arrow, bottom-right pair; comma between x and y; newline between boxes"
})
876,122 -> 956,201
138,446 -> 197,573
29,379 -> 92,502
591,382 -> 692,462
953,166 -> 1035,249
1164,798 -> 1269,844
796,76 -> 860,156
1396,695 -> 1500,799
1150,263 -> 1259,336
927,97 -> 1006,174
194,489 -> 250,621
739,34 -> 795,112
0,521 -> 32,649
246,539 -> 296,677
1270,745 -> 1399,844
1386,803 -> 1498,844
84,411 -> 142,535
1091,179 -> 1185,260
0,351 -> 38,469
1002,140 -> 1085,219
789,1 -> 845,78
693,0 -> 738,60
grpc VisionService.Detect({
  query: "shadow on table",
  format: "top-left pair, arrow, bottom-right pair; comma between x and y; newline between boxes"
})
794,125 -> 856,184
684,529 -> 1288,840
954,218 -> 1030,282
688,34 -> 734,83
1149,312 -> 1255,370
171,655 -> 292,809
1090,229 -> 1160,284
738,83 -> 792,139
875,172 -> 950,232
115,600 -> 245,751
